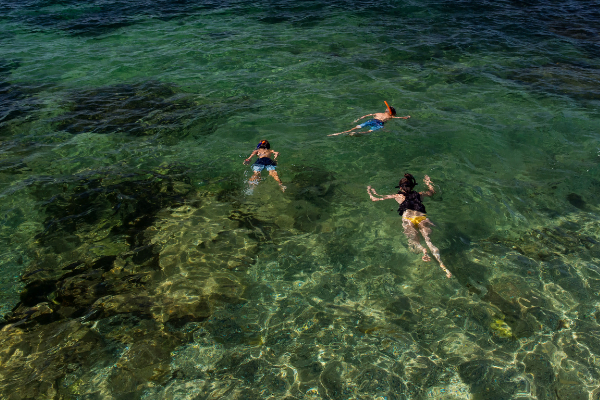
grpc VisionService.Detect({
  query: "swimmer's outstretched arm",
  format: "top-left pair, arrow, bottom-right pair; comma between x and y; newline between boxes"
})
243,150 -> 259,165
392,115 -> 411,119
419,175 -> 435,197
367,186 -> 404,202
272,151 -> 279,160
353,114 -> 375,123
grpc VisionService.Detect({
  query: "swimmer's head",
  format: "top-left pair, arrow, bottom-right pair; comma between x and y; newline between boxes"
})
256,140 -> 270,149
396,173 -> 417,193
384,101 -> 396,116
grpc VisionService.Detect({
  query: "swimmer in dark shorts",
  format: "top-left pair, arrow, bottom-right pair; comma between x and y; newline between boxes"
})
243,140 -> 286,192
367,173 -> 452,278
328,101 -> 410,136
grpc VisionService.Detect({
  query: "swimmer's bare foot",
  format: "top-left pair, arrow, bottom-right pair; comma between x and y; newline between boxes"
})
422,253 -> 431,262
279,184 -> 286,192
440,264 -> 452,278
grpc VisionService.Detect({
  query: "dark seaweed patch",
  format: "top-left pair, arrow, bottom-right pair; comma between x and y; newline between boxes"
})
53,81 -> 193,136
0,159 -> 32,174
205,317 -> 261,347
482,220 -> 599,263
0,59 -> 19,76
1,165 -> 200,331
289,164 -> 336,203
567,192 -> 586,210
0,59 -> 38,129
53,80 -> 257,138
482,286 -> 537,339
0,82 -> 27,125
458,359 -> 518,399
228,209 -> 277,242
4,0 -> 224,37
502,63 -> 600,101
288,164 -> 336,232
12,166 -> 195,327
35,165 -> 193,249
523,352 -> 557,399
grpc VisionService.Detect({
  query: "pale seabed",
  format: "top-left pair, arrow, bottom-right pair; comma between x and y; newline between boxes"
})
1,0 -> 600,399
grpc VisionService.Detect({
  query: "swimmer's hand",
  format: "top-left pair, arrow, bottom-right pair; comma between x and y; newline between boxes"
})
367,186 -> 378,201
423,175 -> 431,183
243,158 -> 251,165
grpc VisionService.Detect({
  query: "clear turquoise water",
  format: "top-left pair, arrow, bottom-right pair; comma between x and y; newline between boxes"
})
1,1 -> 600,398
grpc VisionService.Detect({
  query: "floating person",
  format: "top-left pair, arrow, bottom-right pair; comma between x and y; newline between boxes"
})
367,173 -> 452,278
243,140 -> 286,192
328,101 -> 410,136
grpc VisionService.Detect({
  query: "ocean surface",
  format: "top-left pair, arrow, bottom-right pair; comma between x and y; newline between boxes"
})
0,0 -> 599,398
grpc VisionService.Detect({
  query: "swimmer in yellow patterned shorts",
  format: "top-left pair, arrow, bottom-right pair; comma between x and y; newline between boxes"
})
367,173 -> 452,278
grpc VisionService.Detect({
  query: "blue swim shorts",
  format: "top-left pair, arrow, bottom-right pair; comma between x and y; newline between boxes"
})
359,119 -> 384,131
252,164 -> 276,172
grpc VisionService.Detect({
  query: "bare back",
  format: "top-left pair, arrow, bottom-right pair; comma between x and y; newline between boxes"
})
250,148 -> 279,160
372,112 -> 393,122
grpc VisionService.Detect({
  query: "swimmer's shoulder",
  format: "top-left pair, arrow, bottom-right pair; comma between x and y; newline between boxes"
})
374,112 -> 389,121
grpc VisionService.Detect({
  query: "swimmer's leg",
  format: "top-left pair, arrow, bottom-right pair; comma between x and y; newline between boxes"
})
418,220 -> 452,278
249,171 -> 261,183
328,125 -> 362,136
402,218 -> 430,261
245,171 -> 261,194
268,170 -> 286,192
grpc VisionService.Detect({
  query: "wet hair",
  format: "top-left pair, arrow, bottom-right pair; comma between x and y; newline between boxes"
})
389,106 -> 396,116
256,140 -> 270,149
396,173 -> 417,193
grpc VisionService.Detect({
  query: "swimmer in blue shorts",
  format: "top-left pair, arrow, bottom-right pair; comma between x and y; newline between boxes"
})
243,140 -> 286,192
328,101 -> 410,136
